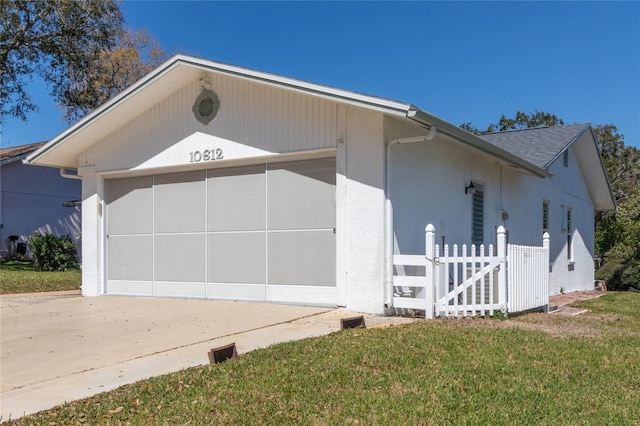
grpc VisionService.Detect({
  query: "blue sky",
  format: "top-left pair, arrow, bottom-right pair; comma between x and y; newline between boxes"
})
2,1 -> 639,149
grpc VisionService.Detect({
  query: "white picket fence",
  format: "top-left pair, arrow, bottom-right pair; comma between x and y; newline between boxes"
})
392,224 -> 550,318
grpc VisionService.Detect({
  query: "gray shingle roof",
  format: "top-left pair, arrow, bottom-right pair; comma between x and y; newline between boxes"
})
479,123 -> 591,170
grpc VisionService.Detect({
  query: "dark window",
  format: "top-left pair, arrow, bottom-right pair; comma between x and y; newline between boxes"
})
563,150 -> 569,167
472,183 -> 484,246
542,201 -> 549,231
567,208 -> 573,260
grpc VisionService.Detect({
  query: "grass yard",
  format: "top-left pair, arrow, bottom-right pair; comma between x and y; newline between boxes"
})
4,293 -> 640,425
0,261 -> 80,294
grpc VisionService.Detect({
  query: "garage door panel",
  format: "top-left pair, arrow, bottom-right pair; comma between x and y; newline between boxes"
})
153,282 -> 205,298
208,232 -> 266,284
206,283 -> 266,300
107,177 -> 153,235
207,165 -> 265,232
107,281 -> 153,296
267,285 -> 336,306
155,234 -> 205,282
154,171 -> 206,233
107,235 -> 153,281
268,158 -> 336,230
268,230 -> 335,286
106,157 -> 336,304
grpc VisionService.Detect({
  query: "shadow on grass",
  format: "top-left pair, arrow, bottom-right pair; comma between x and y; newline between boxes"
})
0,260 -> 35,272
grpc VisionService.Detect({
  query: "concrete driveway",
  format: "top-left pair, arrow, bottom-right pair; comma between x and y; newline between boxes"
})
1,292 -> 413,420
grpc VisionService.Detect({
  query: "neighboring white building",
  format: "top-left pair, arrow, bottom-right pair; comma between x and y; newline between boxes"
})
25,55 -> 614,314
1,142 -> 81,259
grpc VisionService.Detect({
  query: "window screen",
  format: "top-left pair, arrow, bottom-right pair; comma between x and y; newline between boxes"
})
567,208 -> 573,260
472,183 -> 484,246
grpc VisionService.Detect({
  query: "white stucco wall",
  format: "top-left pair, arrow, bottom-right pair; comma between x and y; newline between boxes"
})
498,146 -> 595,294
342,107 -> 386,314
0,161 -> 81,257
80,174 -> 104,296
389,132 -> 504,253
388,120 -> 597,296
73,71 -> 599,311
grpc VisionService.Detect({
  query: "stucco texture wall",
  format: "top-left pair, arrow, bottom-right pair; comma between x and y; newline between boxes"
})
389,129 -> 596,296
343,107 -> 386,314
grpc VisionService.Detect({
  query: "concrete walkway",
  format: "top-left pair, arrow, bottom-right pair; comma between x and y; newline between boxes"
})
548,290 -> 607,316
1,292 -> 414,420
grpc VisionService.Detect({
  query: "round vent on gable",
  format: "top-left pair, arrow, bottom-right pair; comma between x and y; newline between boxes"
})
193,90 -> 220,125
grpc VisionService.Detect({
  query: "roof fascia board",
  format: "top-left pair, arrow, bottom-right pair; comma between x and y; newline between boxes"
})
25,57 -> 185,165
26,54 -> 413,166
177,55 -> 412,115
580,126 -> 616,210
2,153 -> 32,167
408,109 -> 551,178
586,126 -> 616,209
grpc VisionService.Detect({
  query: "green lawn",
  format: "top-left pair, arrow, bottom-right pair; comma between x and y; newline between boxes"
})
4,293 -> 640,425
0,261 -> 80,294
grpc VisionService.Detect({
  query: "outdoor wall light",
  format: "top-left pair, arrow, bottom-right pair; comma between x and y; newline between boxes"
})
465,182 -> 476,195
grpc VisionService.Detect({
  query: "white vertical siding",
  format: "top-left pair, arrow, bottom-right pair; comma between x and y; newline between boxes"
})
80,74 -> 337,173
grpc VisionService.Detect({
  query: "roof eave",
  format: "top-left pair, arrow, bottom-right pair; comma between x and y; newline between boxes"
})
1,153 -> 31,167
175,55 -> 412,115
585,126 -> 616,211
25,56 -> 186,166
25,54 -> 413,167
407,109 -> 551,178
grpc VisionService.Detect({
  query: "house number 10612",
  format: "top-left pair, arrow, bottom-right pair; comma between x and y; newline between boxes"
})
189,148 -> 224,163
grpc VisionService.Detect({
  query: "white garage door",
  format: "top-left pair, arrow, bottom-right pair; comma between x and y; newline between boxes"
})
105,158 -> 336,305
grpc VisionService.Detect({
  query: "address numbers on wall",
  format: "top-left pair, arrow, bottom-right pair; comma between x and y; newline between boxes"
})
189,149 -> 224,163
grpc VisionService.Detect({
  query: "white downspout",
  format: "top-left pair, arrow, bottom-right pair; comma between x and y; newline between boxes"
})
384,126 -> 437,308
60,168 -> 81,180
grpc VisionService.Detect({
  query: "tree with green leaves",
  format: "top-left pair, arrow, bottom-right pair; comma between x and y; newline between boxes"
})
593,124 -> 640,203
0,0 -> 124,122
461,110 -> 564,134
592,124 -> 640,269
1,0 -> 167,124
595,187 -> 640,291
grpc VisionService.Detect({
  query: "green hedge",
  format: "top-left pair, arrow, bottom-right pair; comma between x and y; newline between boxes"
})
27,232 -> 79,272
596,259 -> 640,292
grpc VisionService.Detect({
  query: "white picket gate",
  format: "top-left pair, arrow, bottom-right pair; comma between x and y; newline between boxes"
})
392,224 -> 550,318
507,240 -> 550,313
